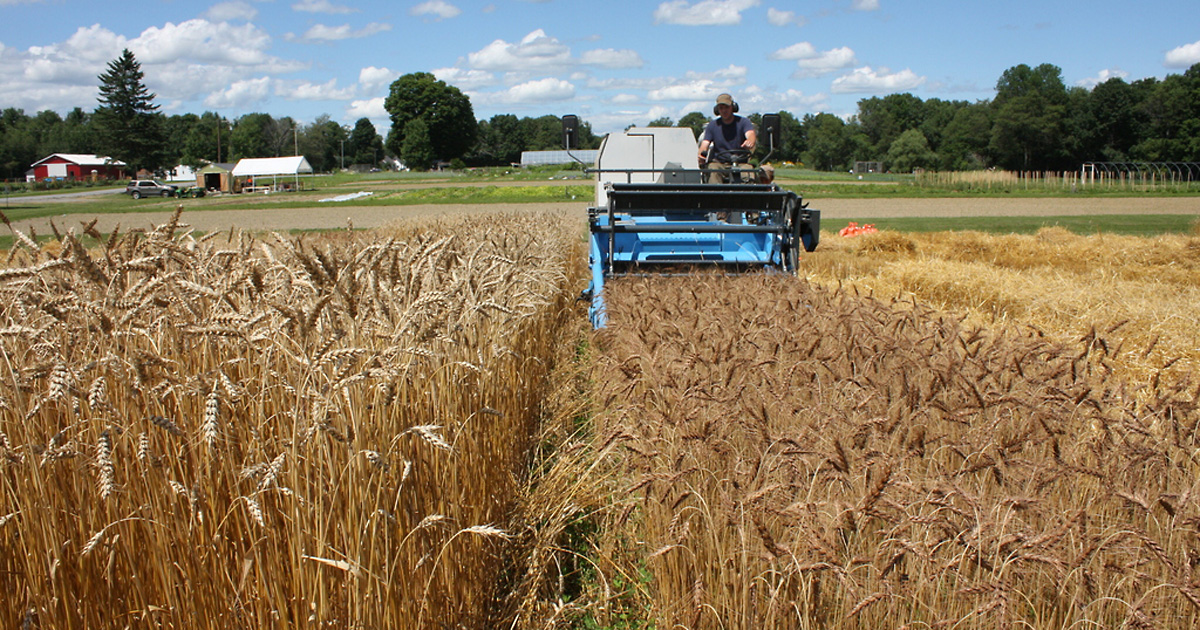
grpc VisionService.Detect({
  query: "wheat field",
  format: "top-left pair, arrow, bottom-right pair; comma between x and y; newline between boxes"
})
2,210 -> 1199,629
0,208 -> 583,628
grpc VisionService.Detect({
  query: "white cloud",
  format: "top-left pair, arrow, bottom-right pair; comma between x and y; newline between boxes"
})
1165,40 -> 1200,68
410,0 -> 462,20
204,76 -> 272,108
467,29 -> 572,72
133,20 -> 275,66
1076,68 -> 1129,89
831,66 -> 925,93
581,48 -> 645,69
504,77 -> 575,102
277,78 -> 356,100
793,46 -> 857,78
654,0 -> 761,26
767,8 -> 805,26
648,80 -> 718,101
296,22 -> 392,42
773,88 -> 828,112
706,64 -> 748,81
292,0 -> 358,14
346,96 -> 388,120
205,1 -> 258,22
770,42 -> 816,60
433,67 -> 498,90
852,0 -> 879,10
358,66 -> 397,91
610,94 -> 640,104
58,23 -> 129,64
0,20 -> 311,115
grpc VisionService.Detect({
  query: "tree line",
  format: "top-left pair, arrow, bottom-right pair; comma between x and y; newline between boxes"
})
658,62 -> 1200,174
389,62 -> 1200,174
2,50 -> 1198,180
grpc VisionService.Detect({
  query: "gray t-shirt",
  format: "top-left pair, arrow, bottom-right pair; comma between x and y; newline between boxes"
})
703,115 -> 755,158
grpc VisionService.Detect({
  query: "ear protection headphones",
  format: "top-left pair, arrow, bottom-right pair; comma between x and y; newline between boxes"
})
713,100 -> 739,115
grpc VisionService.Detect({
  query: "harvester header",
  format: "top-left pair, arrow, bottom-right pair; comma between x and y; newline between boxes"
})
565,114 -> 820,328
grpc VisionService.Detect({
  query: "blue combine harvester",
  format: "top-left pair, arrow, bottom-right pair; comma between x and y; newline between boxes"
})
562,114 -> 821,328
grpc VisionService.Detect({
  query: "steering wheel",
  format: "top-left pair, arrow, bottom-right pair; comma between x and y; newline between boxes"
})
709,148 -> 752,165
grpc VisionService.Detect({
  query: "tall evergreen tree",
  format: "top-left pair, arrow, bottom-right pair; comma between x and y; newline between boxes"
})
94,49 -> 166,173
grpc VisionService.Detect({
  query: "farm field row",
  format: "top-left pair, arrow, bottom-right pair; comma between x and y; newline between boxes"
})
1,205 -> 1198,627
535,221 -> 1200,628
4,195 -> 1199,238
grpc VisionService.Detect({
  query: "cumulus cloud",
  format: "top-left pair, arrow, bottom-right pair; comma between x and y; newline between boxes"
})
358,66 -> 397,91
654,0 -> 761,26
432,67 -> 498,91
133,20 -> 275,66
411,0 -> 461,20
770,42 -> 816,60
831,66 -> 925,93
767,8 -> 805,26
1076,68 -> 1129,89
204,76 -> 272,108
294,22 -> 392,42
0,20 -> 313,115
205,1 -> 258,22
276,78 -> 356,100
648,80 -> 718,101
346,97 -> 389,123
467,29 -> 572,72
505,77 -> 575,102
1165,40 -> 1200,68
292,0 -> 358,14
618,65 -> 748,103
581,48 -> 645,69
773,88 -> 828,112
793,46 -> 857,78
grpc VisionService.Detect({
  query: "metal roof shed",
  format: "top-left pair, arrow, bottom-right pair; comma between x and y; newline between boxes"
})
231,156 -> 314,192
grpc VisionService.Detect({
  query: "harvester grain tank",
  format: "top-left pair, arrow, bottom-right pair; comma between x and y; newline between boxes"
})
562,114 -> 820,327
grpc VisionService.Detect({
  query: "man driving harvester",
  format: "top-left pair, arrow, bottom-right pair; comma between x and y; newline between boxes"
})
698,93 -> 757,183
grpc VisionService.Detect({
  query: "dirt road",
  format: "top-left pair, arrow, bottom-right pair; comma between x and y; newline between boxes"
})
8,197 -> 1197,236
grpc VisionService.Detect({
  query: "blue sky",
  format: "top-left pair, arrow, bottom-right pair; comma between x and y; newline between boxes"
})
2,0 -> 1198,135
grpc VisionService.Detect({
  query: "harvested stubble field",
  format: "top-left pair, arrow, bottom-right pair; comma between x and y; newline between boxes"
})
2,206 -> 1200,629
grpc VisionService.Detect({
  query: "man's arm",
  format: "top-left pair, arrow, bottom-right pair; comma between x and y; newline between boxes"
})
698,123 -> 715,163
742,128 -> 757,150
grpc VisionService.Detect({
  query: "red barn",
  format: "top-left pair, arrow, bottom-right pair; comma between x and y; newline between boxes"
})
30,154 -> 127,181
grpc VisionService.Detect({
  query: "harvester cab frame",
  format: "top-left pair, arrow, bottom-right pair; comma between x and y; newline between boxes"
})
564,114 -> 820,328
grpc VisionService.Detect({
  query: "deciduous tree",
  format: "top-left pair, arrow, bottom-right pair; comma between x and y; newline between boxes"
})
401,117 -> 434,170
384,72 -> 476,162
347,117 -> 383,167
